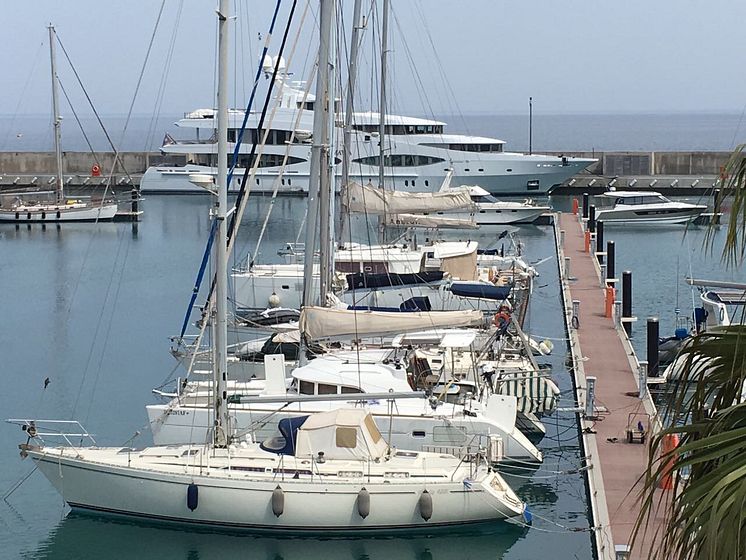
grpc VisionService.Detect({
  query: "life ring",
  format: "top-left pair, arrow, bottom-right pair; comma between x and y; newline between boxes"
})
493,311 -> 511,329
91,164 -> 101,177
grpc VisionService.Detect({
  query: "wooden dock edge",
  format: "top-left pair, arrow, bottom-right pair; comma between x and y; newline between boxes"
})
553,212 -> 616,560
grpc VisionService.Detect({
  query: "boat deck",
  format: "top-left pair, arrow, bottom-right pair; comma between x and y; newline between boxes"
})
559,212 -> 665,559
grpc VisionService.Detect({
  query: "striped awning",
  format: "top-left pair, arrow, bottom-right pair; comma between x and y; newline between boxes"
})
496,373 -> 560,414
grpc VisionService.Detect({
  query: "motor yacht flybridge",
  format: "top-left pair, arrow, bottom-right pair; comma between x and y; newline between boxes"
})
141,59 -> 595,196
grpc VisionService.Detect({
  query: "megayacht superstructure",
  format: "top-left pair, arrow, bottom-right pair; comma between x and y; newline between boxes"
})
140,61 -> 595,196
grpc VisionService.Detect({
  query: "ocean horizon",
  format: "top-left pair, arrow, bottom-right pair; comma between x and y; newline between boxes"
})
1,111 -> 745,154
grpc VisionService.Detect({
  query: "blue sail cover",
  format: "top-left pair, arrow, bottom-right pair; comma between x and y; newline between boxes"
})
346,296 -> 433,313
450,281 -> 511,301
260,415 -> 309,456
346,271 -> 445,290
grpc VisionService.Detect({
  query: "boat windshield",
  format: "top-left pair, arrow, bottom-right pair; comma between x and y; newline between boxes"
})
472,194 -> 498,204
615,194 -> 669,206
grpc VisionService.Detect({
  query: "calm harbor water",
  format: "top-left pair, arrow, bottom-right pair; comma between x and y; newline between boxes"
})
1,194 -> 742,559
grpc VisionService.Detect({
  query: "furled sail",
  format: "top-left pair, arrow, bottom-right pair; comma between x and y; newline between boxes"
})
345,182 -> 475,214
300,306 -> 483,340
384,213 -> 478,229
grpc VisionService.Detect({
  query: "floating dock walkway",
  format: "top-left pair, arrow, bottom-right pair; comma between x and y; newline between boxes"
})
556,211 -> 665,560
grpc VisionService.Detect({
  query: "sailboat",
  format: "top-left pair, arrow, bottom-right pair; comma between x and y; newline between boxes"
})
152,0 -> 540,467
0,25 -> 118,223
10,1 -> 529,532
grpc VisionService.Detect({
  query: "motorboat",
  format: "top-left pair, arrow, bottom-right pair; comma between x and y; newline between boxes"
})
14,409 -> 530,532
594,191 -> 706,224
430,186 -> 550,225
687,278 -> 746,332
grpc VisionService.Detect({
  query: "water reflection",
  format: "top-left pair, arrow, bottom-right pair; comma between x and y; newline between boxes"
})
27,514 -> 527,560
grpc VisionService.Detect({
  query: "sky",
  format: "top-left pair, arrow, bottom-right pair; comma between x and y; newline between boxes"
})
1,0 -> 746,119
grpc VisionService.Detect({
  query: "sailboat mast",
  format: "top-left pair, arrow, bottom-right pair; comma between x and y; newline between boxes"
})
48,25 -> 64,203
317,0 -> 336,301
213,0 -> 231,448
300,0 -> 334,364
378,0 -> 389,192
301,0 -> 334,309
337,0 -> 364,244
378,0 -> 389,233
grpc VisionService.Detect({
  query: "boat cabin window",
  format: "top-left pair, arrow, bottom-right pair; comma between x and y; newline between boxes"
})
317,383 -> 338,395
351,154 -> 445,167
471,194 -> 498,204
227,128 -> 304,145
336,427 -> 357,448
421,142 -> 503,153
353,124 -> 443,135
615,195 -> 668,206
341,385 -> 363,394
226,154 -> 306,168
299,380 -> 315,395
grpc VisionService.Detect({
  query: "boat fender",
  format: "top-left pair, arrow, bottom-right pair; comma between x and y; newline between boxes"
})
268,292 -> 281,308
538,339 -> 554,355
272,485 -> 284,517
357,487 -> 370,519
186,483 -> 198,511
418,489 -> 433,521
522,505 -> 533,525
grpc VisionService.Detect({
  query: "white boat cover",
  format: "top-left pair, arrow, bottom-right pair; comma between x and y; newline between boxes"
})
295,409 -> 389,460
384,213 -> 479,229
345,182 -> 475,214
300,306 -> 483,340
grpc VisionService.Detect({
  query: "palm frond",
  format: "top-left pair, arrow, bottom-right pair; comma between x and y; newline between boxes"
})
631,326 -> 746,559
706,144 -> 746,267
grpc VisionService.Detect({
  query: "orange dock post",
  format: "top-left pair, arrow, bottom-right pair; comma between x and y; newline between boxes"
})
605,286 -> 616,318
572,197 -> 579,215
658,433 -> 680,490
584,230 -> 591,253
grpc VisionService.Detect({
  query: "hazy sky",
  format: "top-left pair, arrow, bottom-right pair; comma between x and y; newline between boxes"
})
2,0 -> 746,118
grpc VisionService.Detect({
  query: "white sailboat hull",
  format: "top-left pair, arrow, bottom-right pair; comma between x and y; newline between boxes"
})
29,449 -> 525,532
0,202 -> 118,222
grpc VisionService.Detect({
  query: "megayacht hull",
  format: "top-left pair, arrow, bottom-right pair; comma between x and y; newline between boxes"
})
29,450 -> 524,532
140,159 -> 588,197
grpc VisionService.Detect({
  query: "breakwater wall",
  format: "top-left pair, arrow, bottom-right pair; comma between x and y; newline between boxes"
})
0,150 -> 731,176
0,150 -> 732,193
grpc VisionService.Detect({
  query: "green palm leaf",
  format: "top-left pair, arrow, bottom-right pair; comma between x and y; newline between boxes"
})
631,326 -> 746,559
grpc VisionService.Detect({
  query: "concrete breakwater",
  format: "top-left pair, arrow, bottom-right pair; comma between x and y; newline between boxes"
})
0,150 -> 731,194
